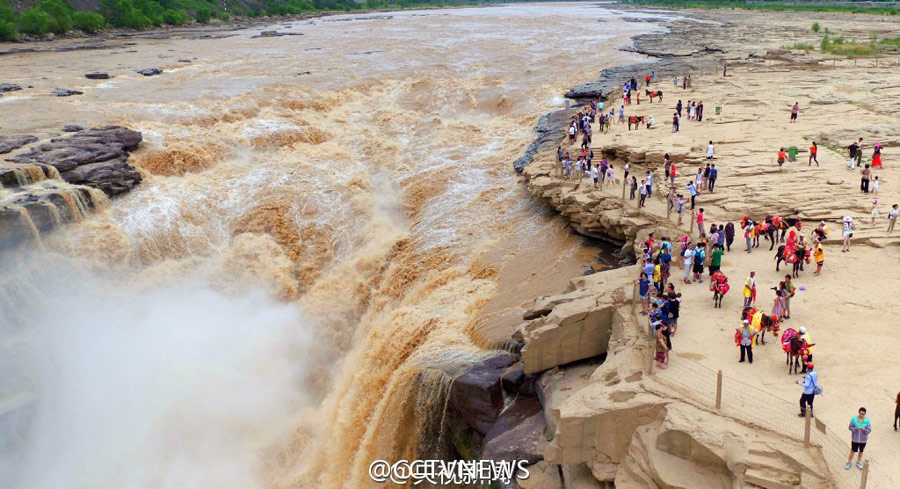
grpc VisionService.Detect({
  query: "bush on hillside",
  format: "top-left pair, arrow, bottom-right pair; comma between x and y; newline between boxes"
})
72,10 -> 104,32
0,19 -> 16,40
40,0 -> 73,34
19,7 -> 52,35
162,8 -> 189,25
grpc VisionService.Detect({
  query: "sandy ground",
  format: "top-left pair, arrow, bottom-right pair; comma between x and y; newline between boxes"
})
533,10 -> 900,486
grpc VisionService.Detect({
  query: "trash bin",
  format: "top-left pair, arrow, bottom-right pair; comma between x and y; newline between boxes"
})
715,106 -> 722,115
788,146 -> 798,162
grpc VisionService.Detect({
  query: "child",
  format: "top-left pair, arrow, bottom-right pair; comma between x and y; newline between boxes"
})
777,147 -> 787,167
871,199 -> 879,224
872,176 -> 879,194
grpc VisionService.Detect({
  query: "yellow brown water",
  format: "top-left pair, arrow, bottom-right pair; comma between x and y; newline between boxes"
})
0,4 -> 671,488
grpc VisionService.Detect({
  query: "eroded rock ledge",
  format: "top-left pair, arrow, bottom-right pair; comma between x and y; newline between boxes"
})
0,126 -> 143,248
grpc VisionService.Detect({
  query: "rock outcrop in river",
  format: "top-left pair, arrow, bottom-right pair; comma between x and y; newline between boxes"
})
0,126 -> 143,248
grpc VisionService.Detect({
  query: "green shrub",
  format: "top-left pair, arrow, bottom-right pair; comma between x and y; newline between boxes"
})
0,19 -> 17,40
19,7 -> 53,36
162,8 -> 189,25
193,5 -> 211,23
72,11 -> 104,33
811,22 -> 820,32
40,0 -> 73,34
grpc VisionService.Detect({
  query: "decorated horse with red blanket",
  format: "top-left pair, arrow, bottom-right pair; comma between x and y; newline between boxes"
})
782,328 -> 805,374
645,89 -> 663,103
710,271 -> 729,308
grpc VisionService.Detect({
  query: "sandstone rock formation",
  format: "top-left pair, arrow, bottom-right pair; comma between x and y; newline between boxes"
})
84,72 -> 110,80
0,136 -> 38,155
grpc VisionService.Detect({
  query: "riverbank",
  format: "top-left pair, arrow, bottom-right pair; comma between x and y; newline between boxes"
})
508,6 -> 900,488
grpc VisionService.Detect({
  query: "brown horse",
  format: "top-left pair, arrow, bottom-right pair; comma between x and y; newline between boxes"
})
786,335 -> 803,374
645,89 -> 663,103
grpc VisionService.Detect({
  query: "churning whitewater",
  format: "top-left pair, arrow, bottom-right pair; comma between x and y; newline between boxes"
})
0,4 -> 666,488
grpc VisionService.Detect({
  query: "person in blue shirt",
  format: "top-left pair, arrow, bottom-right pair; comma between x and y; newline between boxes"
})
708,164 -> 719,193
847,407 -> 871,470
796,362 -> 819,418
636,272 -> 651,315
687,181 -> 698,210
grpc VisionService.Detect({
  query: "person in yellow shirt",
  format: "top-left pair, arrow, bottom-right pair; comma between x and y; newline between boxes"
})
813,240 -> 825,276
799,326 -> 815,373
653,263 -> 662,294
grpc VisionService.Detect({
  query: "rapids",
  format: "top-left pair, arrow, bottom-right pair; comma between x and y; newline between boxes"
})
0,4 -> 671,488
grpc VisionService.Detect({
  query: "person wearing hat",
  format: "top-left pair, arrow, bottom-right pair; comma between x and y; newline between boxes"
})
841,216 -> 853,252
735,319 -> 757,364
813,239 -> 826,276
796,361 -> 819,417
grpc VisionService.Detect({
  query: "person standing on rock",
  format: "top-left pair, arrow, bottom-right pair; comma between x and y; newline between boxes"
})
736,319 -> 756,364
636,272 -> 651,315
646,169 -> 654,198
888,204 -> 899,233
743,270 -> 757,307
624,162 -> 631,183
841,216 -> 853,252
813,239 -> 825,276
697,101 -> 704,122
860,164 -> 871,194
790,102 -> 799,123
809,141 -> 819,166
687,180 -> 698,210
847,408 -> 871,471
672,112 -> 680,133
655,323 -> 669,369
707,140 -> 715,160
639,180 -> 648,207
708,164 -> 718,193
630,176 -> 638,200
676,194 -> 686,225
676,100 -> 683,118
797,362 -> 819,417
695,168 -> 704,192
673,75 -> 678,89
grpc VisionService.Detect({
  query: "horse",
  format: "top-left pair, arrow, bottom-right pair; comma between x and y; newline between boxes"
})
710,271 -> 729,308
774,244 -> 787,271
645,89 -> 663,103
758,314 -> 780,345
786,333 -> 803,374
627,115 -> 644,131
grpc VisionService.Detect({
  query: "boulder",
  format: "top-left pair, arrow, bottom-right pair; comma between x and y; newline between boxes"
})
52,88 -> 84,97
6,126 -> 142,196
177,59 -> 191,63
84,72 -> 110,80
448,352 -> 518,436
62,125 -> 84,133
0,83 -> 22,93
0,135 -> 38,155
135,68 -> 162,76
482,396 -> 548,465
